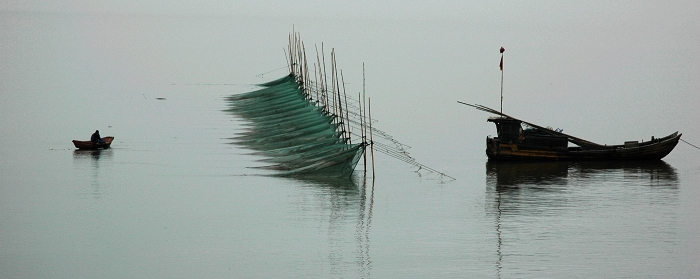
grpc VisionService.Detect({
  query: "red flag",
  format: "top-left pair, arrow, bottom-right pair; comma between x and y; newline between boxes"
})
499,46 -> 505,71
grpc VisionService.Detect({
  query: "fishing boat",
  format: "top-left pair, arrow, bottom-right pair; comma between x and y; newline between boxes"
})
462,103 -> 681,161
72,136 -> 114,150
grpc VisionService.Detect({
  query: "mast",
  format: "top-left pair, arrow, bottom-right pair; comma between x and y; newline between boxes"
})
499,46 -> 505,114
362,63 -> 367,170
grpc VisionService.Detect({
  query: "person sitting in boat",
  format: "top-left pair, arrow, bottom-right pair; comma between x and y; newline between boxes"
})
91,130 -> 105,144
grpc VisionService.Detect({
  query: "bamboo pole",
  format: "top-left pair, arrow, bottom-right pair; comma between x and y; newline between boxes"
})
288,34 -> 293,74
314,63 -> 319,102
303,42 -> 309,98
359,92 -> 365,171
295,34 -> 300,85
294,33 -> 298,76
362,63 -> 367,170
341,70 -> 351,144
363,62 -> 366,118
297,33 -> 303,79
369,97 -> 375,177
332,50 -> 339,125
333,50 -> 345,138
322,43 -> 329,115
290,27 -> 294,75
458,102 -> 604,147
314,45 -> 324,109
290,33 -> 294,75
283,48 -> 290,75
294,33 -> 298,75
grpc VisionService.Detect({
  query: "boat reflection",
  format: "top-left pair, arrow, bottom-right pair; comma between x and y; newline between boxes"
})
485,160 -> 679,279
73,148 -> 113,161
73,149 -> 113,199
567,160 -> 679,185
73,149 -> 113,173
487,160 -> 678,191
486,161 -> 570,190
486,159 -> 679,217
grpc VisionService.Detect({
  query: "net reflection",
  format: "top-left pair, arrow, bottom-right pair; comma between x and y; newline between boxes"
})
290,174 -> 362,195
288,174 -> 374,278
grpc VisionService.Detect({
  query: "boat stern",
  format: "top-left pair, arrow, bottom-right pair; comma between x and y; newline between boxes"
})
486,136 -> 502,159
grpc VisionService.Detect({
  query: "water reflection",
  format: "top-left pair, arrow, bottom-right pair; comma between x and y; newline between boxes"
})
289,174 -> 374,278
485,160 -> 679,279
73,149 -> 113,199
356,176 -> 374,279
568,160 -> 679,186
486,161 -> 570,190
485,159 -> 680,220
290,174 -> 362,195
487,160 -> 679,192
73,149 -> 113,160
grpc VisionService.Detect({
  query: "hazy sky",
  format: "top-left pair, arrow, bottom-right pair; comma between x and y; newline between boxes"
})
1,5 -> 698,278
1,1 -> 699,158
2,1 -> 692,22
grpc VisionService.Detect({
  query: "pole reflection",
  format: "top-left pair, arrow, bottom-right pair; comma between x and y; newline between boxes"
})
356,175 -> 374,278
290,173 -> 374,278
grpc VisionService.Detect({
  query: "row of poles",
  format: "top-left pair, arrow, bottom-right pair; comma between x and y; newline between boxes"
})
285,31 -> 376,176
284,31 -> 455,181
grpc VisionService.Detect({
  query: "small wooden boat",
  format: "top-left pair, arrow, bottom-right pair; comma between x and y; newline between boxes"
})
72,136 -> 114,150
461,103 -> 681,161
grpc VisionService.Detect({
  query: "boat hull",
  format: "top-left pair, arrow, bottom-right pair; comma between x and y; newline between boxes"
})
486,132 -> 681,161
72,136 -> 114,150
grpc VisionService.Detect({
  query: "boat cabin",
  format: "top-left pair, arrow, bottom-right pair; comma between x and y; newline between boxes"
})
488,117 -> 568,150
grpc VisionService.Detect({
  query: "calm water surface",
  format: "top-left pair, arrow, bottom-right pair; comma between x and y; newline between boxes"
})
1,12 -> 699,278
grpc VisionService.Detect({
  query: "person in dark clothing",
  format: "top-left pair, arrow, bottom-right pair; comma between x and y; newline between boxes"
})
91,130 -> 105,144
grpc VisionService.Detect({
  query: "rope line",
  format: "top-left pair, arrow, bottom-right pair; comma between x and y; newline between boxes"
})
317,94 -> 454,180
681,139 -> 700,150
256,65 -> 290,78
172,83 -> 257,86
